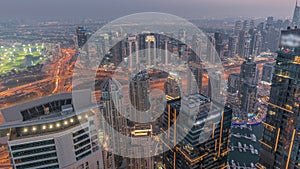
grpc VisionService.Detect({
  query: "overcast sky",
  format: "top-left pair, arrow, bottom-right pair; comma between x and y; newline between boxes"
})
0,0 -> 297,20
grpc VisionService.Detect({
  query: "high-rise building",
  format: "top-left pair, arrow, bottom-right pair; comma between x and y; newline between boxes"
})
128,124 -> 154,169
266,17 -> 274,30
128,70 -> 154,169
214,32 -> 223,59
0,92 -> 104,169
129,70 -> 151,118
145,35 -> 157,66
76,27 -> 88,48
243,20 -> 250,31
250,20 -> 255,30
208,71 -> 222,102
228,36 -> 238,58
188,62 -> 203,95
257,22 -> 265,33
99,78 -> 127,169
238,30 -> 251,58
162,94 -> 232,169
263,26 -> 281,52
292,0 -> 300,27
238,58 -> 259,119
207,35 -> 216,63
257,27 -> 300,169
227,73 -> 240,94
234,20 -> 243,36
128,35 -> 139,69
250,30 -> 263,56
261,63 -> 274,83
165,72 -> 182,101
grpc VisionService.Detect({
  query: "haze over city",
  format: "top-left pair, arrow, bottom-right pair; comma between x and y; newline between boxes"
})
0,0 -> 297,20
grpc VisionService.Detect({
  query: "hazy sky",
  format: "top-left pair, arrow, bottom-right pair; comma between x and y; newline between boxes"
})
0,0 -> 297,20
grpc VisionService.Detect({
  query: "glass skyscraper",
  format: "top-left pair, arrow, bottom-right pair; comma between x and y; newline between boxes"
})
258,27 -> 300,169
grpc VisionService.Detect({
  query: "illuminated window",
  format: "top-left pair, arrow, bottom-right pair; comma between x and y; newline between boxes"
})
32,127 -> 37,131
49,124 -> 53,129
42,125 -> 46,130
23,128 -> 28,132
285,104 -> 292,111
295,56 -> 300,63
70,118 -> 74,123
269,111 -> 276,115
56,123 -> 60,127
64,121 -> 68,125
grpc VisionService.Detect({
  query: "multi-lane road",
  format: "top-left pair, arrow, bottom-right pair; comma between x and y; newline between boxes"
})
0,48 -> 75,109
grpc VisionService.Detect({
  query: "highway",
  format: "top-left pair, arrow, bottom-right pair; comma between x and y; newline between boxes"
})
0,48 -> 75,108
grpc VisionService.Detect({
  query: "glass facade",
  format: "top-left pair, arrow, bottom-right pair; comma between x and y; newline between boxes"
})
258,28 -> 300,169
162,95 -> 232,169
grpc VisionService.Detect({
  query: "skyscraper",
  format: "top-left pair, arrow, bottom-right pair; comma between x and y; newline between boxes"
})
162,94 -> 232,169
76,27 -> 88,48
228,36 -> 238,58
251,30 -> 263,56
214,32 -> 223,59
234,20 -> 243,36
237,30 -> 251,58
208,71 -> 222,102
99,78 -> 127,169
238,58 -> 259,120
188,62 -> 203,95
145,35 -> 157,66
165,72 -> 182,100
128,35 -> 139,69
258,27 -> 300,169
227,73 -> 240,94
207,35 -> 216,63
243,20 -> 250,32
292,0 -> 300,27
130,70 -> 151,113
128,70 -> 154,169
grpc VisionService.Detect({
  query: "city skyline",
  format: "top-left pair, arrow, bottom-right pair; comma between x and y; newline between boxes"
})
1,1 -> 300,169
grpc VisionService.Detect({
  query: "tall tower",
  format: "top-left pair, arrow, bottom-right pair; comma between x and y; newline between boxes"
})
292,0 -> 300,27
76,26 -> 88,48
128,36 -> 139,69
100,78 -> 128,169
250,30 -> 263,56
208,71 -> 222,101
238,58 -> 259,120
238,31 -> 251,58
188,62 -> 203,95
207,35 -> 216,63
227,73 -> 240,94
128,71 -> 154,169
214,32 -> 223,60
257,27 -> 300,169
234,20 -> 243,36
237,30 -> 246,57
165,72 -> 182,100
145,35 -> 157,66
162,94 -> 232,169
228,36 -> 238,58
130,70 -> 151,113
